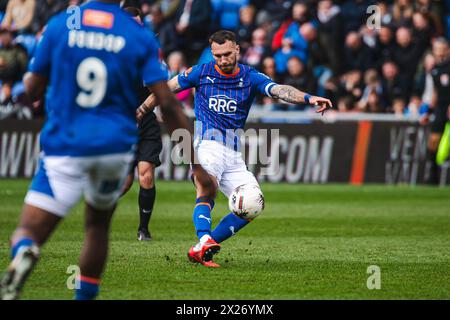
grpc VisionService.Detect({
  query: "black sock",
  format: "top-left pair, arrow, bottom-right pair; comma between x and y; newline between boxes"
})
427,150 -> 439,185
138,187 -> 156,231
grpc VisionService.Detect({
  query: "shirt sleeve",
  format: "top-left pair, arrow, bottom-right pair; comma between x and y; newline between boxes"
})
28,20 -> 55,77
249,68 -> 277,98
142,35 -> 168,86
177,64 -> 202,90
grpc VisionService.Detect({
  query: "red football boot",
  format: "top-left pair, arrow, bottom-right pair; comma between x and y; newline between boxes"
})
188,238 -> 221,268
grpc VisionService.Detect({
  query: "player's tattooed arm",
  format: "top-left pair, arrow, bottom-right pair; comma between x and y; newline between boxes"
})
270,84 -> 333,114
137,76 -> 183,121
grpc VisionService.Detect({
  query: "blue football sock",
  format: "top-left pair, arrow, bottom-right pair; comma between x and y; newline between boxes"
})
193,197 -> 214,240
75,277 -> 100,300
211,212 -> 250,243
11,237 -> 35,259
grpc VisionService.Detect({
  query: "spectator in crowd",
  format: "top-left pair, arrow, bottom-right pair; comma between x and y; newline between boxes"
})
154,0 -> 181,22
362,89 -> 385,113
376,1 -> 393,26
242,27 -> 270,69
236,5 -> 256,54
412,11 -> 433,55
258,56 -> 279,108
167,50 -> 193,109
415,0 -> 446,36
358,68 -> 386,112
343,31 -> 375,73
326,69 -> 363,107
284,21 -> 316,57
280,55 -> 315,110
175,0 -> 212,65
381,60 -> 408,109
392,96 -> 407,116
274,37 -> 306,74
317,0 -> 343,75
339,0 -> 373,34
1,0 -> 36,33
262,56 -> 277,81
374,25 -> 395,68
0,0 -> 448,118
212,0 -> 249,31
391,0 -> 415,28
272,0 -> 312,52
0,28 -> 28,105
409,52 -> 436,116
262,0 -> 293,31
392,26 -> 424,92
148,4 -> 178,58
30,0 -> 68,33
337,95 -> 358,113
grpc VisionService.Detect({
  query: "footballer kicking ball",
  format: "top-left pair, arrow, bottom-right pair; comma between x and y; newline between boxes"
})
229,184 -> 265,220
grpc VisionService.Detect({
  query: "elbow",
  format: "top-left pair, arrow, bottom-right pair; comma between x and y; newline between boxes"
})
23,72 -> 46,101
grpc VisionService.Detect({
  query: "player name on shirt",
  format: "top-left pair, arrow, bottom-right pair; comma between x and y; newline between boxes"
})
68,30 -> 125,53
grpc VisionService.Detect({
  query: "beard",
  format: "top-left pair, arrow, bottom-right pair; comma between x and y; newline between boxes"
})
218,59 -> 237,74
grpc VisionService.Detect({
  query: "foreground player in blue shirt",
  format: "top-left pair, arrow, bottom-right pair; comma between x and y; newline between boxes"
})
137,30 -> 332,267
0,0 -> 212,300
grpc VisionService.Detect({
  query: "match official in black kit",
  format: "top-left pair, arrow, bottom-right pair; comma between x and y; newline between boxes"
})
121,6 -> 165,241
421,37 -> 450,184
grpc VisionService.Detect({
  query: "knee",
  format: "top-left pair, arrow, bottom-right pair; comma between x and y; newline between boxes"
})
139,167 -> 155,189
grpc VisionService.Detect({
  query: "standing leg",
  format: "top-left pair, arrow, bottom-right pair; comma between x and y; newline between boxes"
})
192,173 -> 218,242
76,203 -> 114,300
137,161 -> 156,241
76,152 -> 133,300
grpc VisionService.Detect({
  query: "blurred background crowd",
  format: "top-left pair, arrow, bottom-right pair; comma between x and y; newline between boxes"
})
0,0 -> 449,119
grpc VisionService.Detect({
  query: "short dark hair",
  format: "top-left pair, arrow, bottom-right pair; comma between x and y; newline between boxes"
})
123,6 -> 142,20
209,30 -> 237,45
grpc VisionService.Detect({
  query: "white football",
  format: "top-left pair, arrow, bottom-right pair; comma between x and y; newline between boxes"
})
228,184 -> 265,220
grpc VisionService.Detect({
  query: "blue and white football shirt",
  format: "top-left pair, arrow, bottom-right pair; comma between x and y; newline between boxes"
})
29,1 -> 167,156
177,61 -> 277,149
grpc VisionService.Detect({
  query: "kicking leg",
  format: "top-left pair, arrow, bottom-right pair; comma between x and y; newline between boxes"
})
211,158 -> 264,244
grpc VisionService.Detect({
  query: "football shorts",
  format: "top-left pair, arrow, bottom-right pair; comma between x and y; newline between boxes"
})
25,151 -> 134,217
194,140 -> 259,198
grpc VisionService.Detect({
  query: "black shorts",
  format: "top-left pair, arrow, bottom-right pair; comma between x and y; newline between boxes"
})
134,113 -> 162,168
431,105 -> 449,133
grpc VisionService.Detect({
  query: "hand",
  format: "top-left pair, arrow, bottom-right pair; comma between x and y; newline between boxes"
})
309,96 -> 333,115
136,103 -> 153,123
136,106 -> 145,123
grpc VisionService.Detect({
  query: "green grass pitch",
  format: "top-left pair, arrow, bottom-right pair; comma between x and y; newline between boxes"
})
0,179 -> 449,299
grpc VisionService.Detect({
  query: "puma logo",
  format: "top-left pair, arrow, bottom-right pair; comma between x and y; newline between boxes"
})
198,215 -> 212,224
207,76 -> 215,83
